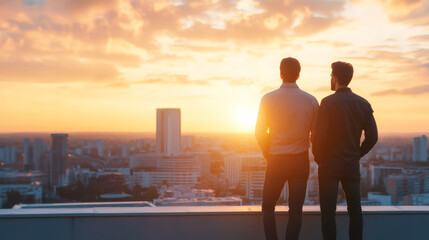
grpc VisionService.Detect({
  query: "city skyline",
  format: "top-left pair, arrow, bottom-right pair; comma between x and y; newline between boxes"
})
1,1 -> 429,133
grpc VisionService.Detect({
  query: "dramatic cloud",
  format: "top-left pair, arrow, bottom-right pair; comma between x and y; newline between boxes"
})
133,74 -> 210,86
0,58 -> 121,83
372,84 -> 429,96
0,0 -> 350,86
376,0 -> 429,25
346,48 -> 429,87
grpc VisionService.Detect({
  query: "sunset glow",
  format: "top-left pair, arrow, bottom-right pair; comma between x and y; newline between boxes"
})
1,0 -> 429,133
235,109 -> 257,132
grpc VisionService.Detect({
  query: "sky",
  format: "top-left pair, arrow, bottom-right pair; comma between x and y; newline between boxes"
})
1,0 -> 429,134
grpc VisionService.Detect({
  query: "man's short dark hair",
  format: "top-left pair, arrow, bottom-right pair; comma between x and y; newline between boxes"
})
280,57 -> 301,83
331,61 -> 354,86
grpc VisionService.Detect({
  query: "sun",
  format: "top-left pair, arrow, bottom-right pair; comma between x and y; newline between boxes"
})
235,110 -> 257,132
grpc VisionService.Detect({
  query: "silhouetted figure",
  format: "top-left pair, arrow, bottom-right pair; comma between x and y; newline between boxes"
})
256,57 -> 319,240
313,62 -> 378,240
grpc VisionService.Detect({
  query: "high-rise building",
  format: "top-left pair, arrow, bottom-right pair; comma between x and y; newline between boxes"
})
33,138 -> 44,171
0,147 -> 11,163
51,134 -> 69,191
122,144 -> 129,158
23,138 -> 32,168
156,108 -> 181,156
96,139 -> 104,157
3,146 -> 16,163
413,135 -> 428,162
224,155 -> 241,188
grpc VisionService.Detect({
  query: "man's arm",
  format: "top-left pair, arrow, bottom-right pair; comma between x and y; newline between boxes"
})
312,99 -> 330,165
255,97 -> 270,159
360,107 -> 378,157
310,98 -> 320,145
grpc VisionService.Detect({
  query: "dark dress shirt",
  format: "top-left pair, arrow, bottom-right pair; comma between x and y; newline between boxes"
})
312,87 -> 378,176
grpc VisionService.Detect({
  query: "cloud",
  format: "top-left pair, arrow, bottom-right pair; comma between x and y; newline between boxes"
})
0,0 -> 352,86
228,78 -> 255,86
79,51 -> 142,67
260,85 -> 278,94
409,34 -> 429,42
372,84 -> 429,96
0,58 -> 121,83
375,0 -> 429,25
293,16 -> 346,37
133,74 -> 210,86
308,40 -> 353,48
314,86 -> 331,92
346,48 -> 429,83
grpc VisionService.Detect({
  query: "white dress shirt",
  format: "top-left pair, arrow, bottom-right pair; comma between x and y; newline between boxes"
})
255,82 -> 319,156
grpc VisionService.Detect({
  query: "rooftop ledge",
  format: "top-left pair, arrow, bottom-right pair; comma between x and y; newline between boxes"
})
1,206 -> 429,240
1,205 -> 429,217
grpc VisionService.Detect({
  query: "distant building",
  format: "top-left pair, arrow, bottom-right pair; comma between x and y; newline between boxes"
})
224,155 -> 241,188
130,153 -> 210,188
0,146 -> 16,163
63,167 -> 97,186
130,153 -> 158,169
367,192 -> 392,205
403,193 -> 429,206
224,153 -> 291,202
0,171 -> 45,206
87,140 -> 95,148
32,138 -> 44,171
122,145 -> 129,158
386,174 -> 429,205
51,134 -> 69,191
240,155 -> 266,201
156,108 -> 181,156
0,183 -> 43,206
23,138 -> 32,168
132,170 -> 199,188
413,135 -> 428,162
370,165 -> 404,188
96,139 -> 104,157
181,135 -> 195,151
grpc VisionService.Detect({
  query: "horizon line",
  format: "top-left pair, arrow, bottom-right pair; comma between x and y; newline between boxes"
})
0,131 -> 428,136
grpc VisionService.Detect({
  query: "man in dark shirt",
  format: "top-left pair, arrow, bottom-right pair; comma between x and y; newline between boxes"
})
312,61 -> 378,240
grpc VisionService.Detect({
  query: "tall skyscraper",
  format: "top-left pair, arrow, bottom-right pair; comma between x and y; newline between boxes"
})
413,135 -> 428,162
51,134 -> 69,190
23,138 -> 32,168
33,138 -> 45,171
156,108 -> 181,156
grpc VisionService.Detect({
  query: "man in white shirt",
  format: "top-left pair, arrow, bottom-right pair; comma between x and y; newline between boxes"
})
255,57 -> 319,240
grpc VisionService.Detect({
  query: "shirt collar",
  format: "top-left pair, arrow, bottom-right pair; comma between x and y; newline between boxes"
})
280,83 -> 299,89
335,87 -> 352,93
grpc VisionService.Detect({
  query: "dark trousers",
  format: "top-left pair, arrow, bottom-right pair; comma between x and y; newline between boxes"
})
262,152 -> 309,240
319,171 -> 362,240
